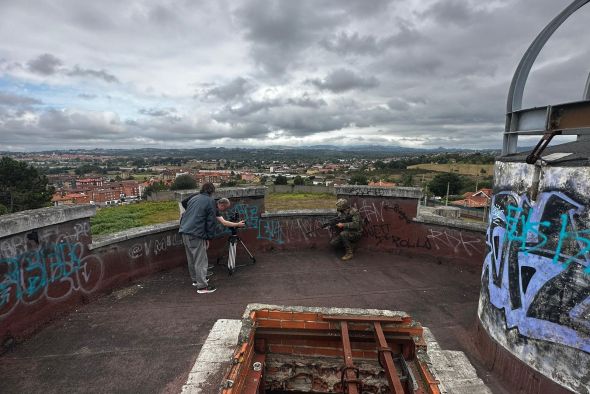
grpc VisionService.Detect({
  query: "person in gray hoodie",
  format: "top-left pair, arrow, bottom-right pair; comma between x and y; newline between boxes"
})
179,182 -> 219,294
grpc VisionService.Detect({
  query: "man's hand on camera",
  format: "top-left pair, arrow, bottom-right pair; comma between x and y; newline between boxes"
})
237,220 -> 246,228
336,223 -> 344,229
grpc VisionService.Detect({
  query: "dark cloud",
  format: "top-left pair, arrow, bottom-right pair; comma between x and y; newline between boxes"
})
286,94 -> 327,108
235,1 -> 339,75
320,32 -> 383,55
0,91 -> 42,106
67,66 -> 119,83
325,0 -> 393,18
27,53 -> 63,75
308,68 -> 379,92
204,77 -> 252,101
387,98 -> 410,111
422,0 -> 482,26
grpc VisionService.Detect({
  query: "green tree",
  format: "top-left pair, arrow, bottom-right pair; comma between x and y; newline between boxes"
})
401,173 -> 414,187
0,157 -> 55,214
259,175 -> 268,185
142,181 -> 168,198
293,175 -> 304,185
171,175 -> 197,190
274,175 -> 288,185
428,173 -> 463,197
349,174 -> 368,185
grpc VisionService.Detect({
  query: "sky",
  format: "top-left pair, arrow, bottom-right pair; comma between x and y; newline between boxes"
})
0,0 -> 589,152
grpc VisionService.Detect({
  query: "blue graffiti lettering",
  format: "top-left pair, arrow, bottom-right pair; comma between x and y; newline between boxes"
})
483,190 -> 590,352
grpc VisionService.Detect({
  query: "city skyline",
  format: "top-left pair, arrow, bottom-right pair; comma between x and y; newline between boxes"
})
1,0 -> 589,152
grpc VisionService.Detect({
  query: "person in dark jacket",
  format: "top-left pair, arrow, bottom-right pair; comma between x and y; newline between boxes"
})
179,182 -> 218,294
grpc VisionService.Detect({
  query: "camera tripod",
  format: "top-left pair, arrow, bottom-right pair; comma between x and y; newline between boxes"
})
217,229 -> 256,275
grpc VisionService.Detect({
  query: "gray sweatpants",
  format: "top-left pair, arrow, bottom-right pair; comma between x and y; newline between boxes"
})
182,234 -> 208,288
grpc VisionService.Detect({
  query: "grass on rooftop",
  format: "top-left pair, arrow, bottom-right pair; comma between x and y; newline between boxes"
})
90,192 -> 337,236
264,192 -> 336,212
91,201 -> 180,236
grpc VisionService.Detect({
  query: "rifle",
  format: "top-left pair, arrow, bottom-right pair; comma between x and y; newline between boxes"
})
306,214 -> 353,235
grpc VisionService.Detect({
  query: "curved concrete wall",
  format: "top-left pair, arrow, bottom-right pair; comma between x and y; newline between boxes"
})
478,161 -> 590,393
1,186 -> 485,349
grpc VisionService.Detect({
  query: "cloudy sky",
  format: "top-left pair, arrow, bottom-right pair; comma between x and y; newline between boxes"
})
0,0 -> 588,151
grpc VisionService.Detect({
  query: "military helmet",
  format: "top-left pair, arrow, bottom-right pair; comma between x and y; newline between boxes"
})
336,198 -> 349,211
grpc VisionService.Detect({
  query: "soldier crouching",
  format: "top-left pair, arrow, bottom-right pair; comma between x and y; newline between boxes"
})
330,198 -> 362,261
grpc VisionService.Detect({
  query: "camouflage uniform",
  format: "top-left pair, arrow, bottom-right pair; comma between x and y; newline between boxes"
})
330,199 -> 362,261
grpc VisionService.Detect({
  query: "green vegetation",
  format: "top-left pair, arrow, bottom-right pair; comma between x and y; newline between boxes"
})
428,173 -> 463,197
349,174 -> 368,185
171,174 -> 197,190
274,174 -> 288,185
0,157 -> 54,214
142,181 -> 168,198
265,192 -> 336,212
91,201 -> 180,235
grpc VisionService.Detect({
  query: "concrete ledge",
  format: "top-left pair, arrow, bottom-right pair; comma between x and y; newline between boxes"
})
175,187 -> 267,201
415,214 -> 487,233
423,328 -> 492,394
89,220 -> 180,250
336,185 -> 422,199
262,209 -> 336,218
0,205 -> 97,238
181,319 -> 243,394
242,304 -> 409,320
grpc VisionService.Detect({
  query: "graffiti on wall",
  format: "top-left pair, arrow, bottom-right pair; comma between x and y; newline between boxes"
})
0,223 -> 103,319
483,190 -> 590,352
363,223 -> 431,249
427,228 -> 482,256
128,233 -> 184,259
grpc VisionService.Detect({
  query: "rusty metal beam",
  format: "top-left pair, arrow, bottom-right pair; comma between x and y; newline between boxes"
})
339,321 -> 360,394
549,101 -> 590,130
374,322 -> 405,394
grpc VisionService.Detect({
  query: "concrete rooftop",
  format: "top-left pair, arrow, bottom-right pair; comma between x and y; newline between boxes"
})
0,249 -> 510,394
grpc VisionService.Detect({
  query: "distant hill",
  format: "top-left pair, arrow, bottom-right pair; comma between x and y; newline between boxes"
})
6,145 -> 499,155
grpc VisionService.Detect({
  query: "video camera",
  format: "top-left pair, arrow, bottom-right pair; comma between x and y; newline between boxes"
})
229,211 -> 241,235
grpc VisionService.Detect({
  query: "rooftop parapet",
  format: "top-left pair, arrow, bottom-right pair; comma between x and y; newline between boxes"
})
0,204 -> 96,238
336,185 -> 422,199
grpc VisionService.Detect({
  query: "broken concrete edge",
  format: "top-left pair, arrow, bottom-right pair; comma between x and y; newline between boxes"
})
181,319 -> 243,394
414,214 -> 487,233
175,187 -> 267,201
0,204 -> 96,238
241,303 -> 410,320
422,328 -> 493,394
89,220 -> 179,250
336,185 -> 422,199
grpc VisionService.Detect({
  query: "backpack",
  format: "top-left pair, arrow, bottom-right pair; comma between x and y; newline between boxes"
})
181,193 -> 199,209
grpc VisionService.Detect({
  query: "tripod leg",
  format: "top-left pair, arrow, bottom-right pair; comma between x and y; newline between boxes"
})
228,241 -> 237,275
239,240 -> 256,263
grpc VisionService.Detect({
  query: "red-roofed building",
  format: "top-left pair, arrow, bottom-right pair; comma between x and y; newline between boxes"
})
52,192 -> 91,206
451,188 -> 492,208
